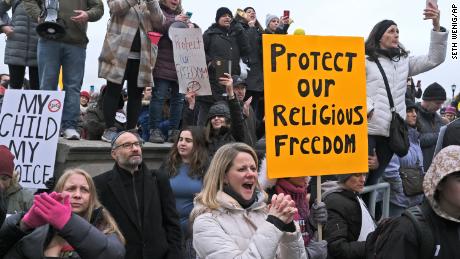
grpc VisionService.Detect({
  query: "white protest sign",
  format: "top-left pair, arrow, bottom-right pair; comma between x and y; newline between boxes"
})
170,27 -> 212,96
0,90 -> 65,188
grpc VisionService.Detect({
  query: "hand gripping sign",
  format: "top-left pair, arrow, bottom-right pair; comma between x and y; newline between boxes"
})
0,90 -> 65,188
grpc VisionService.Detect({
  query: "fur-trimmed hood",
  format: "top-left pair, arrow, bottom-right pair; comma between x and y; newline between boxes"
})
423,145 -> 460,223
257,156 -> 276,191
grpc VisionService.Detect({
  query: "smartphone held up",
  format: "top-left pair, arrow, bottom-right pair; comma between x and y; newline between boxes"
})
283,10 -> 290,19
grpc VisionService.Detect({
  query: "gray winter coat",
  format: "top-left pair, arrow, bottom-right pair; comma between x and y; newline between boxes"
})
0,0 -> 38,66
0,213 -> 125,258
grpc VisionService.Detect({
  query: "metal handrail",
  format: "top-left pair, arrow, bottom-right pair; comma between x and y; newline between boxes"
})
361,182 -> 390,219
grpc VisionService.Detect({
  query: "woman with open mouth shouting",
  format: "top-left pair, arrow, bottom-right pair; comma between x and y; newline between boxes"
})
190,142 -> 307,259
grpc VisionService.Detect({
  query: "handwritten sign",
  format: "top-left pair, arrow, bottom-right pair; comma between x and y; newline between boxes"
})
0,90 -> 64,188
263,35 -> 368,178
170,27 -> 212,95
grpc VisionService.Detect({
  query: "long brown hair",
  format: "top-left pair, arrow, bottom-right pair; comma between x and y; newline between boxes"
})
54,169 -> 125,244
166,127 -> 209,179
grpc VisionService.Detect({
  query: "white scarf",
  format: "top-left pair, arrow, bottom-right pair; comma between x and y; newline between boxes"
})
357,196 -> 376,241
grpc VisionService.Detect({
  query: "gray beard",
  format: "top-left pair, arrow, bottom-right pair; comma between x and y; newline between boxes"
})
119,157 -> 142,172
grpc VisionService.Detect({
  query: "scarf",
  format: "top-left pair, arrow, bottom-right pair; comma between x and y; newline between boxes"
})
275,178 -> 311,245
376,48 -> 402,61
223,184 -> 257,209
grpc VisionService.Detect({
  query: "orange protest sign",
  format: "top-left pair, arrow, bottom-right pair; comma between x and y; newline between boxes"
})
263,34 -> 368,178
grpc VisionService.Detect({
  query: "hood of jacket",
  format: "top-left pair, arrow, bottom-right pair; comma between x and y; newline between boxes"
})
257,156 -> 277,191
423,145 -> 460,223
205,21 -> 243,37
205,23 -> 229,35
322,181 -> 348,199
6,183 -> 22,197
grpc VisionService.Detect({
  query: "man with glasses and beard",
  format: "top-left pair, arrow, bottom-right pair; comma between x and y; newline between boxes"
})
94,131 -> 182,259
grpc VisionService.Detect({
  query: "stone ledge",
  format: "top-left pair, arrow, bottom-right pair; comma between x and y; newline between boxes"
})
55,138 -> 173,177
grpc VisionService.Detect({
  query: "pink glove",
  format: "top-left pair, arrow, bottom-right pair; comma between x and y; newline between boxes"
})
34,193 -> 72,230
22,203 -> 47,229
21,192 -> 61,229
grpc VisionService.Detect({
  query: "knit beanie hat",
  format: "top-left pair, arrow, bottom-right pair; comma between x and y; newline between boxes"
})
445,106 -> 457,115
265,14 -> 278,28
215,7 -> 232,22
336,174 -> 354,183
374,20 -> 397,43
422,82 -> 447,101
207,101 -> 230,122
0,145 -> 14,178
80,91 -> 90,100
233,76 -> 247,88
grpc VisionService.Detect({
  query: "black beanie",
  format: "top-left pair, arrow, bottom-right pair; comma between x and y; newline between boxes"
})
215,7 -> 233,23
374,20 -> 397,44
244,7 -> 255,12
422,82 -> 447,101
207,101 -> 230,122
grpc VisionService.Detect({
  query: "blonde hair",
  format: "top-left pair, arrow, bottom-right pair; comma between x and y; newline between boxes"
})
54,168 -> 125,244
193,143 -> 260,210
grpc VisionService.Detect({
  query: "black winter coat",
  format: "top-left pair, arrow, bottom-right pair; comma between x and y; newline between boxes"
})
0,191 -> 6,227
93,164 -> 182,259
241,22 -> 264,92
442,118 -> 460,148
323,188 -> 366,259
375,202 -> 460,259
201,22 -> 251,101
263,23 -> 290,35
0,213 -> 125,258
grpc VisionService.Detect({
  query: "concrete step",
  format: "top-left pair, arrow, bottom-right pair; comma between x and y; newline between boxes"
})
55,138 -> 173,177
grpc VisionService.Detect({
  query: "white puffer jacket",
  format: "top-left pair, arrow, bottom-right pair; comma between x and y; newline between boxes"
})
192,191 -> 307,259
367,29 -> 448,136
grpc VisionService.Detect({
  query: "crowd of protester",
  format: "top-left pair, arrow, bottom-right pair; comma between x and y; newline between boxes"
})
0,0 -> 459,259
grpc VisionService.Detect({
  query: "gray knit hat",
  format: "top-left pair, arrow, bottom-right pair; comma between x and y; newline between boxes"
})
336,174 -> 354,183
265,14 -> 278,28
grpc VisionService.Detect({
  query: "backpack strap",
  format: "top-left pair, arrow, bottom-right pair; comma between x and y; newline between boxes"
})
404,205 -> 436,259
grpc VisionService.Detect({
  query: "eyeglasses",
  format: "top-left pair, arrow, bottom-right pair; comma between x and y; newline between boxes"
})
113,141 -> 143,150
